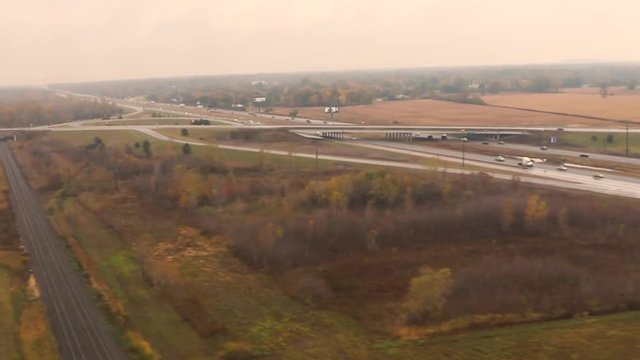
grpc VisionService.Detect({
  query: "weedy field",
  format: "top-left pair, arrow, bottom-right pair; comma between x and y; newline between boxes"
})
379,310 -> 640,359
9,130 -> 640,359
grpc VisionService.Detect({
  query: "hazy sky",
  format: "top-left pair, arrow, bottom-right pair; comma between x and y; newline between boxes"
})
1,0 -> 639,86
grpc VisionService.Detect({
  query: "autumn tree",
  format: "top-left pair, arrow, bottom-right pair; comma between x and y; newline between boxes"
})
182,143 -> 192,155
501,197 -> 515,232
557,207 -> 570,237
525,194 -> 550,232
627,79 -> 637,90
328,190 -> 347,212
85,136 -> 105,152
404,267 -> 453,325
599,83 -> 609,98
170,166 -> 203,211
142,140 -> 152,158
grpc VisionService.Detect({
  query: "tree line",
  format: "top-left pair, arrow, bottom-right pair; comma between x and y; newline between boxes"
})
0,89 -> 119,127
52,64 -> 640,108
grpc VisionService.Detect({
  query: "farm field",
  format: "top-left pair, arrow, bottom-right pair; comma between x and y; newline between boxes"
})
271,99 -> 618,128
485,88 -> 640,121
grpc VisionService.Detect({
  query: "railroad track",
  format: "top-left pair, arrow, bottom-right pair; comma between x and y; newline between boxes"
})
0,142 -> 127,360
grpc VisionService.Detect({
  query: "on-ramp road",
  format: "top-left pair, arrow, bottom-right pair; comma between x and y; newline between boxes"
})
0,142 -> 127,360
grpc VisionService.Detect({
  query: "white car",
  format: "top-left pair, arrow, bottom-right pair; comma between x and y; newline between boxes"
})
495,155 -> 505,162
593,173 -> 605,179
557,165 -> 568,171
540,146 -> 548,150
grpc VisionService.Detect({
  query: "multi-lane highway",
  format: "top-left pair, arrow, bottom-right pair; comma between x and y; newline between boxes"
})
479,141 -> 640,167
131,127 -> 640,199
6,94 -> 640,201
353,140 -> 640,184
0,142 -> 127,360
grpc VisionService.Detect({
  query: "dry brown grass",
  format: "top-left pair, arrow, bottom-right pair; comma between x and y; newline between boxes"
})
272,99 -> 611,127
19,302 -> 60,360
485,88 -> 640,121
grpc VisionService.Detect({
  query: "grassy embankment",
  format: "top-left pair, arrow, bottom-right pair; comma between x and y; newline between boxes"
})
85,118 -> 197,126
380,310 -> 640,359
0,159 -> 60,360
155,127 -> 505,174
557,132 -> 640,156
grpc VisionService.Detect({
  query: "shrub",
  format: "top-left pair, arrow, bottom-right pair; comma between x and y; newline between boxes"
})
403,266 -> 452,325
217,342 -> 255,360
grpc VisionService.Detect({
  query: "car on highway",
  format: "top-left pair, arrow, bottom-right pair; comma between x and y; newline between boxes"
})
495,155 -> 505,162
482,141 -> 490,145
593,173 -> 605,179
540,146 -> 548,150
580,154 -> 590,158
557,165 -> 568,171
498,141 -> 504,145
461,137 -> 468,142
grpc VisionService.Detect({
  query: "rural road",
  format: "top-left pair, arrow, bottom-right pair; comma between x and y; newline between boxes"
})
0,142 -> 127,360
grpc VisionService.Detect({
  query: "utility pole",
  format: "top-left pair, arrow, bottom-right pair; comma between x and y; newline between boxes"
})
314,141 -> 319,177
626,121 -> 630,156
113,168 -> 119,190
461,140 -> 466,169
